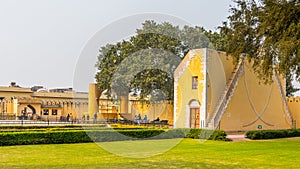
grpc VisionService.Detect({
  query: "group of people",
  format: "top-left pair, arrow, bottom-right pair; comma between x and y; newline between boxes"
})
133,114 -> 161,125
59,112 -> 160,125
81,114 -> 90,121
133,114 -> 148,125
59,113 -> 74,123
81,112 -> 98,123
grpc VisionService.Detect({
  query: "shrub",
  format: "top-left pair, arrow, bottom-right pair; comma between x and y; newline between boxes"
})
246,129 -> 300,140
0,125 -> 83,130
0,128 -> 228,146
184,129 -> 228,141
153,128 -> 228,140
210,130 -> 228,141
0,129 -> 165,146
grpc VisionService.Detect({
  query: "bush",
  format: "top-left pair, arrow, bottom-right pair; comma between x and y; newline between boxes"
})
0,128 -> 228,146
153,128 -> 189,139
0,129 -> 165,146
151,128 -> 227,140
0,125 -> 84,130
246,129 -> 300,140
209,130 -> 228,141
184,129 -> 228,141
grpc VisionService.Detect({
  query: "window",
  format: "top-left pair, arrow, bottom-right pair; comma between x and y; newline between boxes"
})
52,109 -> 58,115
227,112 -> 231,118
192,76 -> 198,89
43,109 -> 49,115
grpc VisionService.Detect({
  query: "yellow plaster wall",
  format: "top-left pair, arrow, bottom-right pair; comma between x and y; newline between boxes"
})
130,101 -> 173,123
207,75 -> 212,113
212,51 -> 235,82
217,54 -> 291,131
287,97 -> 300,128
175,50 -> 205,128
206,49 -> 227,118
0,87 -> 33,98
40,108 -> 62,121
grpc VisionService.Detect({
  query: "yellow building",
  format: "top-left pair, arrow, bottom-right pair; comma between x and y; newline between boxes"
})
0,82 -> 88,121
174,48 -> 295,131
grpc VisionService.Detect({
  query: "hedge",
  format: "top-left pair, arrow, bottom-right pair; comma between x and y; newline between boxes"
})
0,125 -> 84,130
246,129 -> 300,140
0,128 -> 228,146
0,125 -> 149,133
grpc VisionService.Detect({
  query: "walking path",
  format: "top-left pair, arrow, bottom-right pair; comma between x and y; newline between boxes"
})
226,134 -> 250,141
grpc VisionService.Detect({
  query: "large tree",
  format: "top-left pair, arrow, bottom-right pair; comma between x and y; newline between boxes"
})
220,0 -> 300,95
95,21 -> 225,100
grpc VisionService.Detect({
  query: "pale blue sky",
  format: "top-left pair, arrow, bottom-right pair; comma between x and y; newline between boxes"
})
0,0 -> 234,91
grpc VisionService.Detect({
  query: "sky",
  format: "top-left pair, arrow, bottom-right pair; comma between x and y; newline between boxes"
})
0,0 -> 236,91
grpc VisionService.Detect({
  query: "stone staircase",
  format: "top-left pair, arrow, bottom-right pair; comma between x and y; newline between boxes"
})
206,57 -> 245,129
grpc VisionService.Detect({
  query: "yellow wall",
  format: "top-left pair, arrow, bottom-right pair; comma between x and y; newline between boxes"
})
287,97 -> 300,128
130,101 -> 173,123
174,49 -> 205,128
220,61 -> 290,131
88,83 -> 174,123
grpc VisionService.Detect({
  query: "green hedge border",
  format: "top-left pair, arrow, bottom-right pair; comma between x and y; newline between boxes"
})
0,129 -> 228,146
0,125 -> 84,129
246,129 -> 300,140
0,125 -> 150,133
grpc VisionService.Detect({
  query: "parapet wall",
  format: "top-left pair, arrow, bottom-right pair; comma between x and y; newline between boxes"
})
287,97 -> 300,128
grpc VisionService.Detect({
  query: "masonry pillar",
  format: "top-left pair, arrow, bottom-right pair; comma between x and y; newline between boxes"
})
88,83 -> 100,117
120,95 -> 128,114
13,98 -> 18,120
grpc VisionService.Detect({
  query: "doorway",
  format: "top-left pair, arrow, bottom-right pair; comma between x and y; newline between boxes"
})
190,108 -> 200,128
188,100 -> 200,128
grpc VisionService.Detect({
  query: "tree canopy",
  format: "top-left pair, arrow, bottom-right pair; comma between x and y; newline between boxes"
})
220,0 -> 300,94
95,21 -> 225,100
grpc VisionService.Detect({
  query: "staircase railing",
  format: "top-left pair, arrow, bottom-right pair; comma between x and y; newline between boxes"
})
274,72 -> 294,128
206,57 -> 245,129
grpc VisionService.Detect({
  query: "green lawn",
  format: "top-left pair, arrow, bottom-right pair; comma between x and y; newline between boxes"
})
0,137 -> 299,169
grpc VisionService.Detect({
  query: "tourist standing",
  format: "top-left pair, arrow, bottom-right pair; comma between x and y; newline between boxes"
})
93,112 -> 97,124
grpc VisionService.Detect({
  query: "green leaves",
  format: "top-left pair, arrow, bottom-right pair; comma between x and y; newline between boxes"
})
221,0 -> 300,87
95,20 -> 226,100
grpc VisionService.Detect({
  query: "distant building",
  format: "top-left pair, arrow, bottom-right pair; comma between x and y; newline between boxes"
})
0,82 -> 88,121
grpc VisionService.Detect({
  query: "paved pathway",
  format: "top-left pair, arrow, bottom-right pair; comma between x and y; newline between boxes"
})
226,134 -> 250,141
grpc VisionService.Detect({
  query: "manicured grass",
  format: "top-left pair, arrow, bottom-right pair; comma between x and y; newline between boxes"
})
0,137 -> 300,168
